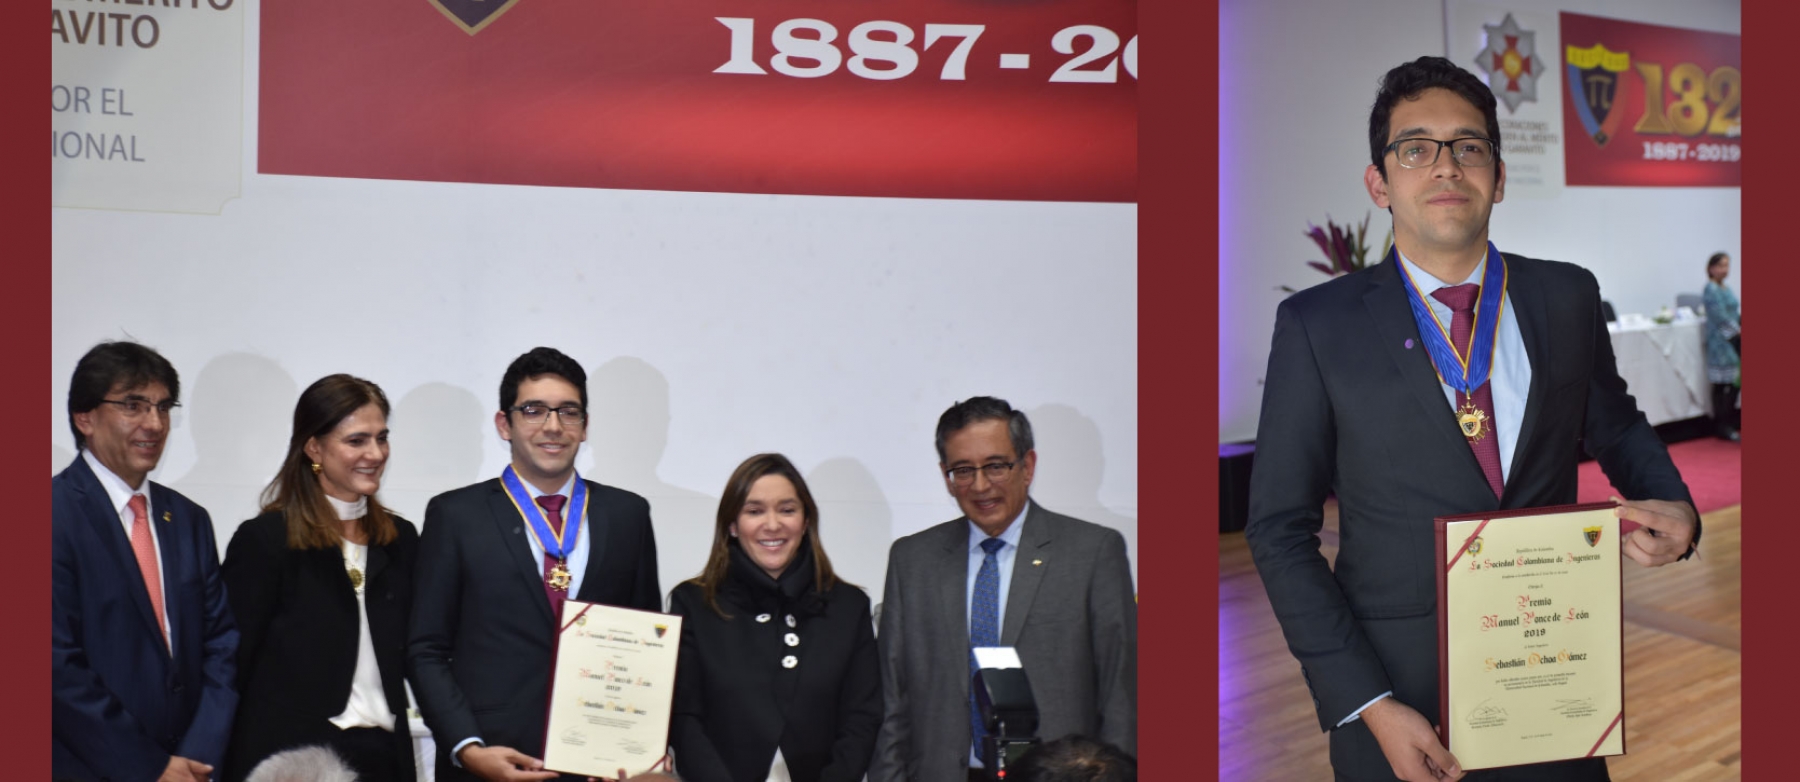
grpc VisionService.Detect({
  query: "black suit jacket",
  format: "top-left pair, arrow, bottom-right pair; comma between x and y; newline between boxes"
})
1245,253 -> 1695,777
51,456 -> 240,782
219,509 -> 419,782
408,477 -> 661,781
667,552 -> 881,782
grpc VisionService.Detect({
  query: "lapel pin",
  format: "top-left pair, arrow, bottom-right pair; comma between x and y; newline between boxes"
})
1405,338 -> 1415,349
161,511 -> 171,522
1033,559 -> 1043,566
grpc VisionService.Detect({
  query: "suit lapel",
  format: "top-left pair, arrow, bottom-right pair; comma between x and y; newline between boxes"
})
935,522 -> 971,674
487,482 -> 556,626
576,480 -> 612,599
70,458 -> 166,646
364,538 -> 390,585
1364,252 -> 1496,499
1001,504 -> 1051,645
1503,256 -> 1553,507
148,482 -> 184,648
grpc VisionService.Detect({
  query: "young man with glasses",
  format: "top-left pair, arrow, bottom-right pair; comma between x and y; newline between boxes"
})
1245,57 -> 1698,781
53,340 -> 240,782
409,347 -> 661,781
871,397 -> 1136,782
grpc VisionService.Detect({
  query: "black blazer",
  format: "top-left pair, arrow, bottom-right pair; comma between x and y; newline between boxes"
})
1245,253 -> 1695,774
668,545 -> 881,782
407,478 -> 661,782
220,509 -> 419,782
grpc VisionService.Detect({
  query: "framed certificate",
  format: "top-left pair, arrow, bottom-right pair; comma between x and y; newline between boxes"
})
543,600 -> 683,779
1435,503 -> 1626,771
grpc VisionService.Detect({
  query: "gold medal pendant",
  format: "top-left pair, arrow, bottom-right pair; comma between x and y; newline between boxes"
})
548,560 -> 573,592
347,567 -> 365,594
1457,400 -> 1489,442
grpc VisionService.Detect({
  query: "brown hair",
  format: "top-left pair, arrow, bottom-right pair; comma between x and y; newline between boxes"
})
690,453 -> 841,616
260,374 -> 398,550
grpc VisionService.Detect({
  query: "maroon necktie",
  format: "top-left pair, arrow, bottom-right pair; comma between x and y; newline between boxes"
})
535,494 -> 569,623
1431,284 -> 1505,500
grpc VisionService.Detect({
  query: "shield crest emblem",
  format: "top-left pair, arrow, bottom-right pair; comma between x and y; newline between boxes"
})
1583,526 -> 1603,547
654,624 -> 668,638
427,0 -> 523,36
1564,43 -> 1632,147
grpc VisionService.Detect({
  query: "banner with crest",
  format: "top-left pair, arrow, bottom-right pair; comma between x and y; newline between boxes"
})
259,0 -> 1137,202
1559,12 -> 1740,187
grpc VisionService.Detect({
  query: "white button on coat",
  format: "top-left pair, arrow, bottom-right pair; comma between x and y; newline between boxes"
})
781,655 -> 798,668
756,613 -> 772,623
784,633 -> 800,647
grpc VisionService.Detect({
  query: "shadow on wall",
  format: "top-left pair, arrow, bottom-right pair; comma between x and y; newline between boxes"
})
585,356 -> 718,590
53,442 -> 74,476
167,353 -> 299,550
805,457 -> 894,600
382,382 -> 488,524
1026,403 -> 1138,585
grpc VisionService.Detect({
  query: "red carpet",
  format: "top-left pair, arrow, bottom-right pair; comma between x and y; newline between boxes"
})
1577,437 -> 1742,513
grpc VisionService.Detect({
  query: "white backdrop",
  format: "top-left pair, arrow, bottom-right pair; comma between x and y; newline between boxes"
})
1218,0 -> 1741,443
50,4 -> 1139,607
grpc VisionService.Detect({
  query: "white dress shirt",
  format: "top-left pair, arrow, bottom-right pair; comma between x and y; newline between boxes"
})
83,449 -> 170,653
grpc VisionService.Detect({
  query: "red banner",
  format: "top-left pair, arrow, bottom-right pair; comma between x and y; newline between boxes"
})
259,0 -> 1136,202
1560,12 -> 1739,187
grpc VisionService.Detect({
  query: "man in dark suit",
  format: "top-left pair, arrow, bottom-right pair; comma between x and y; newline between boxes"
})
1246,57 -> 1699,782
871,397 -> 1136,782
408,347 -> 661,782
52,341 -> 240,782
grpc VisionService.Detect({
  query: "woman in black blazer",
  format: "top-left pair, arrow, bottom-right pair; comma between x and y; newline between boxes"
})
222,374 -> 417,782
668,453 -> 882,782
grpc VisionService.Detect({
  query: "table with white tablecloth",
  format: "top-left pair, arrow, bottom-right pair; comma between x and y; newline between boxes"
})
1606,318 -> 1712,426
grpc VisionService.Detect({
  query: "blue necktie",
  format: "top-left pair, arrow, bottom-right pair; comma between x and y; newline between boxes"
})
969,537 -> 1005,760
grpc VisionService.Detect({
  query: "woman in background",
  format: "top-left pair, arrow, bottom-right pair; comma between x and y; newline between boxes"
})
1703,252 -> 1741,441
668,453 -> 881,782
222,374 -> 418,782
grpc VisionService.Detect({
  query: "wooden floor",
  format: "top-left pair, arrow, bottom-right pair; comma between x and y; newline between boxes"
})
1219,503 -> 1741,781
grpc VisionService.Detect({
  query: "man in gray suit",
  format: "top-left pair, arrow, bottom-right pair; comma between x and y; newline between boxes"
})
871,397 -> 1137,782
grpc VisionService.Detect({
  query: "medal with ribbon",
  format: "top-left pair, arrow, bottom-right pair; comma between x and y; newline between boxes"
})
500,465 -> 588,591
1399,241 -> 1508,442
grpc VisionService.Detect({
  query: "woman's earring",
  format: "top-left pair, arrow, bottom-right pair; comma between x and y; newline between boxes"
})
311,463 -> 323,475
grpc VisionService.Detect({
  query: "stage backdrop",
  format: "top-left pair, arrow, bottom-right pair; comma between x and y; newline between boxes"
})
1219,0 -> 1740,444
52,0 -> 1139,606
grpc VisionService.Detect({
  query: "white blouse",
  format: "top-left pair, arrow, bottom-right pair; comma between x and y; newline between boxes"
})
325,494 -> 397,732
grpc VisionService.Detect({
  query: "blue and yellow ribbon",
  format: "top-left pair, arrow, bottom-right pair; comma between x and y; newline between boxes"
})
500,465 -> 588,562
1398,241 -> 1507,395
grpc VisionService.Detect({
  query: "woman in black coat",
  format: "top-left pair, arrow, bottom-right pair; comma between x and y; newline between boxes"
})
221,374 -> 417,782
668,453 -> 882,782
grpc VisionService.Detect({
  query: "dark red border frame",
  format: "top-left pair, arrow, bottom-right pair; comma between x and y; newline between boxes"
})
31,1 -> 1788,779
1738,0 -> 1796,776
1140,0 -> 1217,778
22,2 -> 53,774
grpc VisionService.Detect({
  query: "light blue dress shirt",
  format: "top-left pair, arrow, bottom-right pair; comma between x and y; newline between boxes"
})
1339,251 -> 1535,728
1399,250 -> 1533,484
965,501 -> 1028,768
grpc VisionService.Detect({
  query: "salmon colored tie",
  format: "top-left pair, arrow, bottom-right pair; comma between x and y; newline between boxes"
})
128,494 -> 169,654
